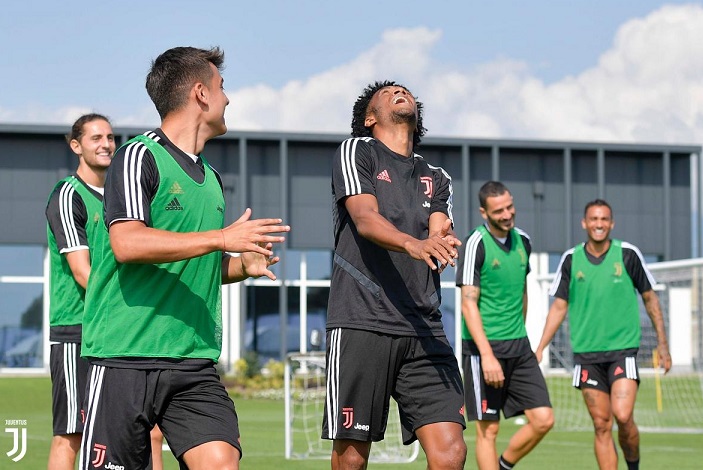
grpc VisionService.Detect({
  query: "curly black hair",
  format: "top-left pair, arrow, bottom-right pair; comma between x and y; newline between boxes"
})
350,80 -> 426,149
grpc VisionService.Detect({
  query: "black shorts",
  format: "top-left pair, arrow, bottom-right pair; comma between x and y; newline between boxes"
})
79,363 -> 241,470
573,356 -> 640,392
50,342 -> 89,435
322,328 -> 465,445
463,351 -> 551,421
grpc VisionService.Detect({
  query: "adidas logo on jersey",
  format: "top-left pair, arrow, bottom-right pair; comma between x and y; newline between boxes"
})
169,182 -> 185,194
377,170 -> 392,183
165,197 -> 184,211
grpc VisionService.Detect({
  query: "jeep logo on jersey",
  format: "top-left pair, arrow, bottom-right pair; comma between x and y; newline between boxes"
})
420,176 -> 433,197
92,443 -> 106,468
342,407 -> 354,429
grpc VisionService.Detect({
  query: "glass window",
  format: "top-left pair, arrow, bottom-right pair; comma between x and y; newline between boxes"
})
0,244 -> 44,276
440,287 -> 457,350
548,252 -> 564,273
244,286 -> 281,362
0,283 -> 43,368
244,285 -> 329,362
284,250 -> 301,280
306,250 -> 332,280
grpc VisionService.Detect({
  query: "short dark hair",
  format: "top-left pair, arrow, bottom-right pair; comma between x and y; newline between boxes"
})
351,80 -> 426,150
145,46 -> 225,119
478,181 -> 510,209
584,199 -> 613,217
66,113 -> 111,144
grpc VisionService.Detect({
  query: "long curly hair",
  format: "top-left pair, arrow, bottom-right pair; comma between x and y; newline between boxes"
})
350,80 -> 426,149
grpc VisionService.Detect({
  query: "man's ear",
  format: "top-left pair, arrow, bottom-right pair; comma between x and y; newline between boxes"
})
193,82 -> 207,104
479,207 -> 488,221
69,139 -> 82,157
364,113 -> 376,128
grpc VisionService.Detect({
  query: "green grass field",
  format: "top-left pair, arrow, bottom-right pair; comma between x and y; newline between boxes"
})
1,377 -> 701,469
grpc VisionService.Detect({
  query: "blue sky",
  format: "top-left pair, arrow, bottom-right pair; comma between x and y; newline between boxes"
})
1,0 -> 701,144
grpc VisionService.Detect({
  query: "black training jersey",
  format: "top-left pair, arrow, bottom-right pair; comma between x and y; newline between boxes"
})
549,240 -> 655,301
327,137 -> 454,336
103,129 -> 223,228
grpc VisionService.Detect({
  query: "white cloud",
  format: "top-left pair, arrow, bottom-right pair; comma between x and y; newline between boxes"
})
4,5 -> 702,146
510,3 -> 703,143
225,4 -> 703,145
0,105 -> 96,126
225,27 -> 443,134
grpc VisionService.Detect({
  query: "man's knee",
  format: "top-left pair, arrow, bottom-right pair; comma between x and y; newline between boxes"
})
476,420 -> 500,441
612,408 -> 636,428
332,440 -> 371,470
447,438 -> 468,467
429,438 -> 467,470
591,415 -> 614,436
528,408 -> 554,436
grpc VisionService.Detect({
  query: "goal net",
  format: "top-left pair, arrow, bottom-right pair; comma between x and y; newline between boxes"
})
284,352 -> 420,462
537,258 -> 703,433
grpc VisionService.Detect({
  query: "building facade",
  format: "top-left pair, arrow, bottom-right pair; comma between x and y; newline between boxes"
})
0,123 -> 700,371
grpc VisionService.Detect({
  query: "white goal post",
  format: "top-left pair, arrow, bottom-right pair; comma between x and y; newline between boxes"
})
533,257 -> 703,433
284,352 -> 420,462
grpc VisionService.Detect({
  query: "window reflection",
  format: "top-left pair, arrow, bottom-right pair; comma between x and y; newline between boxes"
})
0,283 -> 43,368
0,244 -> 44,276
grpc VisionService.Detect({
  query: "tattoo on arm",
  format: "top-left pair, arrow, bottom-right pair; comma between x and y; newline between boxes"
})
463,286 -> 480,302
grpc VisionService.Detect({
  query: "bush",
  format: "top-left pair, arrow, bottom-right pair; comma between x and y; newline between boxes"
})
226,356 -> 286,398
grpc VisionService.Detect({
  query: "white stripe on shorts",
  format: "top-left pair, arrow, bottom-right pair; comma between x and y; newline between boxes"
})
470,355 -> 483,420
572,364 -> 582,387
325,328 -> 341,439
79,365 -> 105,470
63,343 -> 78,433
626,356 -> 638,380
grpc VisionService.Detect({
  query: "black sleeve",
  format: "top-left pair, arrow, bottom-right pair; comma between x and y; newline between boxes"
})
429,165 -> 453,221
331,138 -> 377,204
455,232 -> 485,287
550,251 -> 573,300
103,143 -> 159,227
46,182 -> 89,253
622,243 -> 655,293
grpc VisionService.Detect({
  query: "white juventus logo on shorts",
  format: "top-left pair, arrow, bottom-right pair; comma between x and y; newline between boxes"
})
4,422 -> 28,462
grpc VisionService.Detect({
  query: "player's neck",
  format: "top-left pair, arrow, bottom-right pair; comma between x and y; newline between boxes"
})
161,113 -> 214,156
585,239 -> 611,257
373,125 -> 414,157
76,165 -> 106,188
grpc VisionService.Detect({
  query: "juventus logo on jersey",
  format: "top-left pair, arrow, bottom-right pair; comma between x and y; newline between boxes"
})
420,176 -> 433,197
